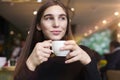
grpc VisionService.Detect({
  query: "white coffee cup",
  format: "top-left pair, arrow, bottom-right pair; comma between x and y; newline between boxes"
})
52,40 -> 70,56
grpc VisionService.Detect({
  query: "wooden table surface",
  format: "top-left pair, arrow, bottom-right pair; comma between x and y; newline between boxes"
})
0,66 -> 15,80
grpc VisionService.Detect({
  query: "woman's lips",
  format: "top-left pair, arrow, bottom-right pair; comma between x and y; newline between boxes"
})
51,30 -> 61,35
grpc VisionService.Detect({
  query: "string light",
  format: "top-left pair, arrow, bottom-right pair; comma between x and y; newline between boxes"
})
33,10 -> 37,15
10,31 -> 14,35
114,12 -> 119,16
71,8 -> 75,11
94,26 -> 99,30
117,34 -> 120,38
37,0 -> 42,2
28,31 -> 30,34
102,20 -> 107,24
89,30 -> 92,34
118,22 -> 120,27
84,33 -> 88,37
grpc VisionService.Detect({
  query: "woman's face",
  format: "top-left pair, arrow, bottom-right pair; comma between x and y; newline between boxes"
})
40,5 -> 67,40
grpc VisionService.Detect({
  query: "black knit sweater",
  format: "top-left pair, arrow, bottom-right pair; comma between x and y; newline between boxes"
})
14,45 -> 101,80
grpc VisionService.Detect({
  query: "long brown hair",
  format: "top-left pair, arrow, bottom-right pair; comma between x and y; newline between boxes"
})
14,0 -> 73,77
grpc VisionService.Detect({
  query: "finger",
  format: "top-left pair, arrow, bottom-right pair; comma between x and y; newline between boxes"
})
41,53 -> 51,58
64,40 -> 76,45
66,51 -> 78,59
43,40 -> 52,44
60,45 -> 75,51
43,41 -> 52,48
65,56 -> 79,64
41,48 -> 52,54
36,48 -> 51,59
60,40 -> 77,51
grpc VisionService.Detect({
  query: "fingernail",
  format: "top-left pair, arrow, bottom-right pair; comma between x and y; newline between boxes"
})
65,61 -> 68,64
51,50 -> 54,53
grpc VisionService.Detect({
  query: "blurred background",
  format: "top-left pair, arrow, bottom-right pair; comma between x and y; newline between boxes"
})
1,0 -> 120,57
0,0 -> 120,80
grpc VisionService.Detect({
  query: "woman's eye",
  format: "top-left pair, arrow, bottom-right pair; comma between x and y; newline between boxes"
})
59,17 -> 66,20
45,17 -> 53,20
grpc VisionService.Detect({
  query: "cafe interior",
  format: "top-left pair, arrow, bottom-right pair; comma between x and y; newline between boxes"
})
0,0 -> 120,80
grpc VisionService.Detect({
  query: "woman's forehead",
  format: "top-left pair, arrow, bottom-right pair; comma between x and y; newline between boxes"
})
43,5 -> 66,16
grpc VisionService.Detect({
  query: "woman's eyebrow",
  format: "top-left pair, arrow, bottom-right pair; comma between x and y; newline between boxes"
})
43,14 -> 52,17
43,14 -> 66,17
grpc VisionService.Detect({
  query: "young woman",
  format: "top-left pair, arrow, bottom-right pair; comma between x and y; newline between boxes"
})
14,0 -> 101,80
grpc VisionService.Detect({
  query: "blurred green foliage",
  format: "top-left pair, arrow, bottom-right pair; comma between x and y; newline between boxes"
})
80,29 -> 111,55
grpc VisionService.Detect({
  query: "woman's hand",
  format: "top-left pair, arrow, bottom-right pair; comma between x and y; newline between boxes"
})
26,40 -> 52,71
61,40 -> 91,65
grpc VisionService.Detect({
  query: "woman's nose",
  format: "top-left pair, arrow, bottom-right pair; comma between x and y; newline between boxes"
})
53,19 -> 59,28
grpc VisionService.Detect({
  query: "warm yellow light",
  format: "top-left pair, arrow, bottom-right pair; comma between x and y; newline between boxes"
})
102,20 -> 107,24
10,31 -> 14,35
71,8 -> 75,11
37,0 -> 42,2
33,11 -> 37,15
89,30 -> 92,34
114,12 -> 119,16
118,22 -> 120,27
28,31 -> 30,34
84,33 -> 88,36
94,26 -> 99,30
117,34 -> 120,38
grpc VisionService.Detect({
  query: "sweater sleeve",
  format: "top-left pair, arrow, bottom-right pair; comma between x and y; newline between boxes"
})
79,45 -> 101,80
83,57 -> 101,80
14,63 -> 38,80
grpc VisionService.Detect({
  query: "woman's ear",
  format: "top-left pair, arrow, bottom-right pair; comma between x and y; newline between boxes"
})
36,25 -> 41,31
